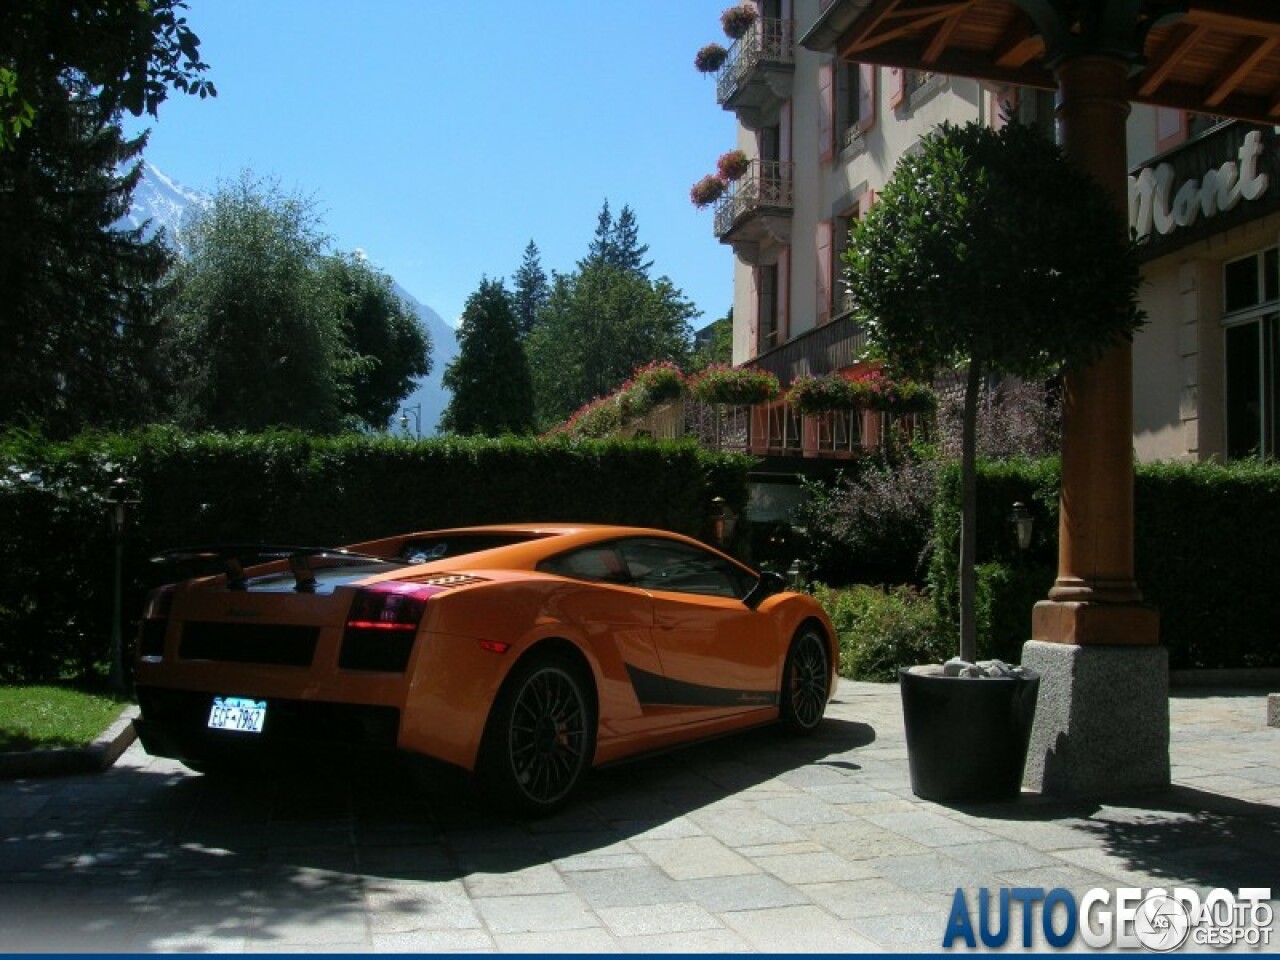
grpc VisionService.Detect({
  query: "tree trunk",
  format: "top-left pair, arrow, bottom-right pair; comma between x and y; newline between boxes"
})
959,359 -> 981,663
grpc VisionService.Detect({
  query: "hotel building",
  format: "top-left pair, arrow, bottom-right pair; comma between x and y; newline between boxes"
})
706,0 -> 1280,465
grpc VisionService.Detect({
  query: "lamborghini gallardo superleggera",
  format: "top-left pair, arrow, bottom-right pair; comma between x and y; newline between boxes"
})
133,524 -> 837,812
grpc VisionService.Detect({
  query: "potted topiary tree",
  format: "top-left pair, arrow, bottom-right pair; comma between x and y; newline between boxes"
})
843,120 -> 1145,802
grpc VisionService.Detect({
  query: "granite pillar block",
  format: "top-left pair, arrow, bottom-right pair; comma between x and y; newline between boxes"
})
1021,640 -> 1170,797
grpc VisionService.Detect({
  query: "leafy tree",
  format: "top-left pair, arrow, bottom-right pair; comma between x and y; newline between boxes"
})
441,278 -> 534,436
527,261 -> 695,426
161,172 -> 353,433
844,121 -> 1144,662
320,252 -> 432,431
691,307 -> 733,370
1,0 -> 214,149
510,239 -> 548,340
0,81 -> 172,435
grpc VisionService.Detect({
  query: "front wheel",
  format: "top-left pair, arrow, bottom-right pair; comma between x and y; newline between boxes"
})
780,628 -> 830,734
478,654 -> 596,815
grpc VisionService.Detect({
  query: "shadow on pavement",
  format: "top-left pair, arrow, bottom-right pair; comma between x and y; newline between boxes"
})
933,783 -> 1280,894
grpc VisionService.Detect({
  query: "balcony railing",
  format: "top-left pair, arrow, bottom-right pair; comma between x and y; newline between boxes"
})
611,394 -> 922,463
716,17 -> 796,107
748,311 -> 867,385
713,159 -> 795,238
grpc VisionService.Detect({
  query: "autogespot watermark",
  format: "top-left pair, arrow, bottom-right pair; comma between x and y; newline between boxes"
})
943,886 -> 1274,951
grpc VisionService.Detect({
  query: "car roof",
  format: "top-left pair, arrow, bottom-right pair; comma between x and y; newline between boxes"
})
348,524 -> 751,576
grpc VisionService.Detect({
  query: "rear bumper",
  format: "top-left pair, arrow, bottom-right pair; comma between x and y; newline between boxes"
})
134,686 -> 401,766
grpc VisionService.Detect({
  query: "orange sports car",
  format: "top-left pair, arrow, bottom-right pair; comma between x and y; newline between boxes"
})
133,524 -> 838,813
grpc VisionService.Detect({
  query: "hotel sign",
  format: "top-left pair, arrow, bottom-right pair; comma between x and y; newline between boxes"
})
1128,123 -> 1278,259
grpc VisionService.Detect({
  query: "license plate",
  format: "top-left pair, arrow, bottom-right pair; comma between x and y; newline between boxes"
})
208,696 -> 266,733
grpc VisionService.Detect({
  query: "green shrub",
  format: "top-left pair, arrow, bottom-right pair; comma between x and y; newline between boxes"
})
931,456 -> 1280,670
812,583 -> 949,682
0,428 -> 753,681
974,562 -> 1056,665
795,455 -> 938,586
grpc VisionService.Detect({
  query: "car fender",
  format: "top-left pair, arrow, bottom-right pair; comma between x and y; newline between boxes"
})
397,579 -> 611,771
754,592 -> 840,696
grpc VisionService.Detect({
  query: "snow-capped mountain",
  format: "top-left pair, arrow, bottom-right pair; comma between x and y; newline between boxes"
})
121,162 -> 210,252
127,162 -> 458,435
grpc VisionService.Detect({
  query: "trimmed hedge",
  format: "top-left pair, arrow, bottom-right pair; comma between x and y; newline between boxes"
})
930,457 -> 1280,670
0,428 -> 753,681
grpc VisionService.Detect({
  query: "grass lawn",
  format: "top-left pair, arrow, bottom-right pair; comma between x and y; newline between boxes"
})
0,685 -> 130,752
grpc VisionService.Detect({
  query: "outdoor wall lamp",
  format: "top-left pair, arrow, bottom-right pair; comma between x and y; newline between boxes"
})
1009,501 -> 1034,552
399,403 -> 421,439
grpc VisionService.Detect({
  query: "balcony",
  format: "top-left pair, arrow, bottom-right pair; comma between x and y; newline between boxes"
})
713,159 -> 794,265
747,311 -> 868,385
716,17 -> 796,130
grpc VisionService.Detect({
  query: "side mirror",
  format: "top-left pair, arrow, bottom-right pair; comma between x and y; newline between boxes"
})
744,570 -> 788,610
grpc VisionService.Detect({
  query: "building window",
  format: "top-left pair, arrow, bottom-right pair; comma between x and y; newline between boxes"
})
1223,248 -> 1280,459
758,264 -> 779,353
759,123 -> 781,164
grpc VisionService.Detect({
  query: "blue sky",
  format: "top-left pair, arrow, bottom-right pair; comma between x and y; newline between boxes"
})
126,1 -> 739,330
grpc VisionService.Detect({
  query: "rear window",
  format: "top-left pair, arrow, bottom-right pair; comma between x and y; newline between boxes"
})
400,533 -> 546,564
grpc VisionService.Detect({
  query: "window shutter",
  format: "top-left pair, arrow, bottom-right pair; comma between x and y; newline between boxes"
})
816,221 -> 833,325
779,248 -> 791,342
888,67 -> 905,108
748,266 -> 760,359
857,63 -> 877,132
818,63 -> 834,163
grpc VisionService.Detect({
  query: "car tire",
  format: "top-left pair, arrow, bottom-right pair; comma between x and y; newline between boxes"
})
780,627 -> 829,734
478,653 -> 596,816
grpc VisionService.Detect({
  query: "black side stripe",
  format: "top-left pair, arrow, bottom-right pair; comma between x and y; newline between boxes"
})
625,663 -> 778,708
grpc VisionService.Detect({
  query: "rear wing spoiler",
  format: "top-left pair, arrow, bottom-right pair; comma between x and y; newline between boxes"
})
150,543 -> 395,592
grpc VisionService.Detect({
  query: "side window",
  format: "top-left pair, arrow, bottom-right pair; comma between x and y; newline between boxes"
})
538,544 -> 631,585
618,538 -> 755,600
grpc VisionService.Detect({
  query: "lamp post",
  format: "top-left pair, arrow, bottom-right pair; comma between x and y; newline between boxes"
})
105,476 -> 139,694
399,403 -> 422,439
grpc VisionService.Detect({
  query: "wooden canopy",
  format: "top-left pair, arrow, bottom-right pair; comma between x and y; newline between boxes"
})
803,1 -> 1280,124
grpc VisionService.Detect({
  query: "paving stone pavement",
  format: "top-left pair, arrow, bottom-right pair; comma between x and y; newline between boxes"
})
0,682 -> 1276,953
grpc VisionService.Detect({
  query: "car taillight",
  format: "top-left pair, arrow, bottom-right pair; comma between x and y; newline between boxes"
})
341,583 -> 440,672
137,585 -> 175,659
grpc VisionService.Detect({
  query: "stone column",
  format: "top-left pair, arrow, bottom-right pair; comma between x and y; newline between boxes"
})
1023,54 -> 1169,797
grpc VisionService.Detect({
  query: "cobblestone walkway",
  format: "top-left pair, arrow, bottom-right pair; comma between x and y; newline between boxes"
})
1,683 -> 1276,952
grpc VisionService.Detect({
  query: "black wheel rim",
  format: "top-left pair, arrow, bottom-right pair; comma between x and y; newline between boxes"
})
790,633 -> 828,728
508,666 -> 588,805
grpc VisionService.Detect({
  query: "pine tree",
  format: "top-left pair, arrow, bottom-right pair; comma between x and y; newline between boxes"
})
441,278 -> 535,435
583,199 -> 615,268
510,239 -> 549,340
0,80 -> 172,434
580,200 -> 652,276
610,205 -> 653,277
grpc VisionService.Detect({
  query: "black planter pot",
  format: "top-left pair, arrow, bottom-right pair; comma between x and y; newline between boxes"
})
898,667 -> 1041,803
